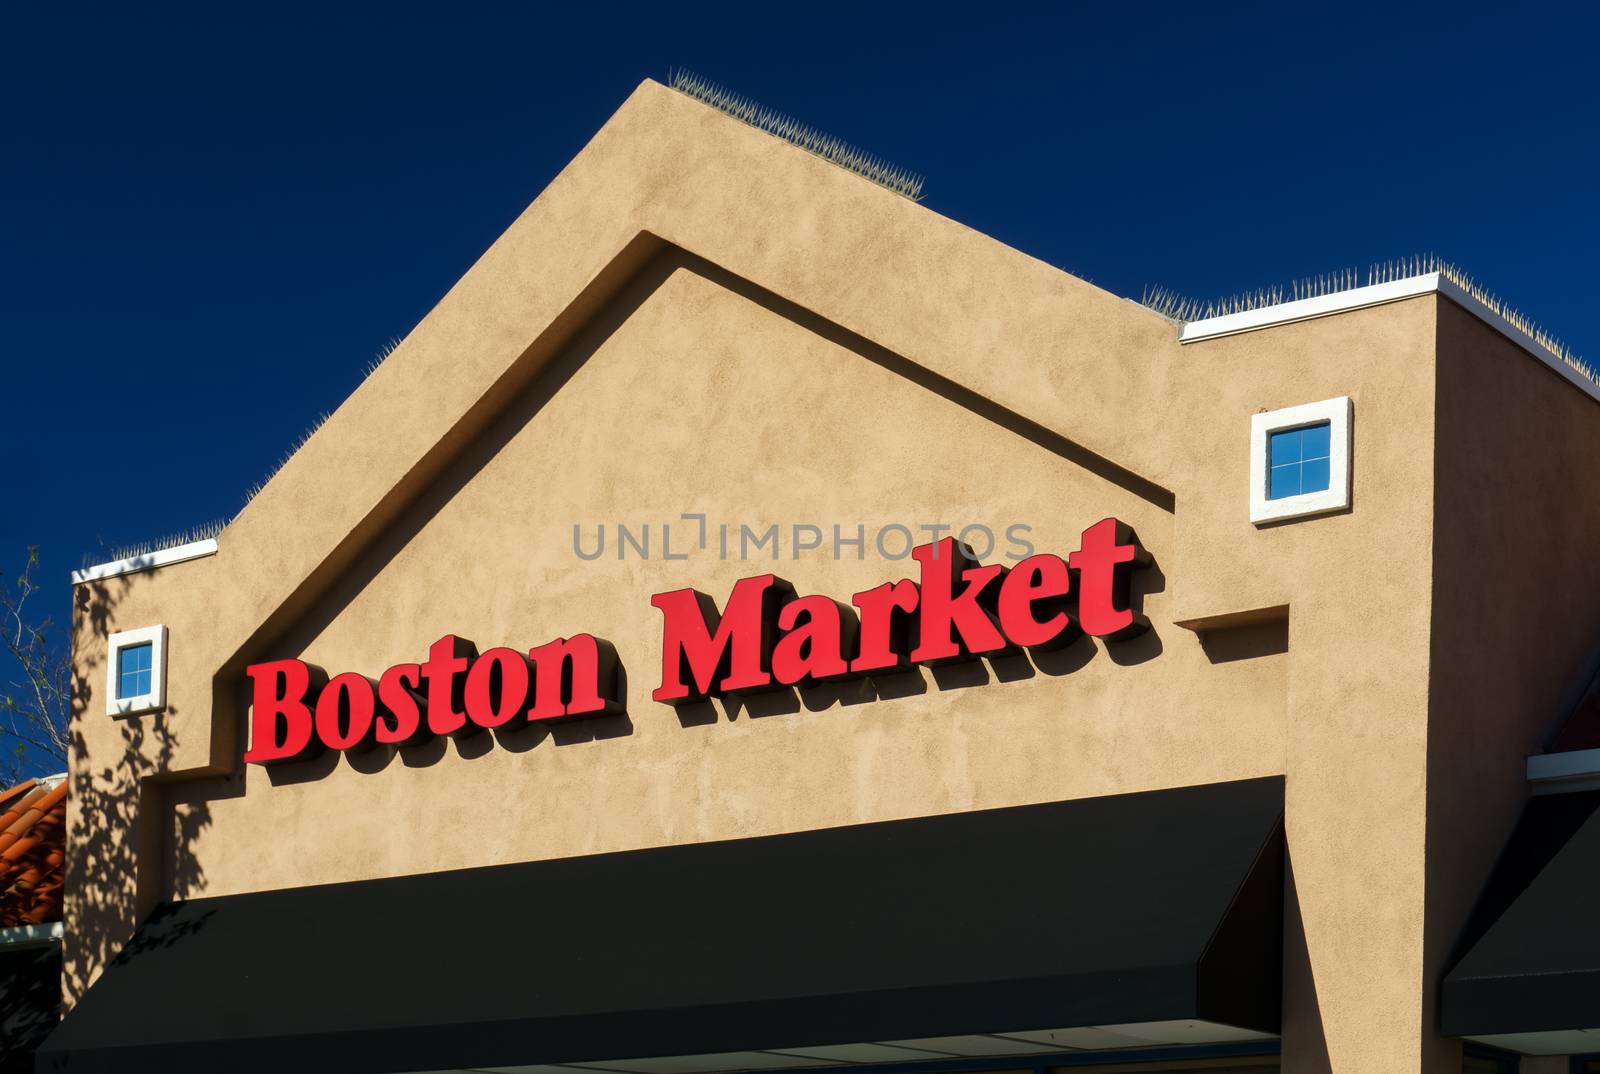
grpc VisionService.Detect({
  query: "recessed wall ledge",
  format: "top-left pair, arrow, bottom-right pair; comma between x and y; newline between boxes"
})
1173,604 -> 1289,634
1527,747 -> 1600,795
70,538 -> 219,586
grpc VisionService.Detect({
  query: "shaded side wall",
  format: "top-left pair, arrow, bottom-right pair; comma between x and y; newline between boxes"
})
1424,300 -> 1600,1071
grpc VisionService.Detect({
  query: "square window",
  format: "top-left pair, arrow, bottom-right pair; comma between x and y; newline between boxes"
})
117,643 -> 152,699
1250,398 -> 1352,524
105,625 -> 167,716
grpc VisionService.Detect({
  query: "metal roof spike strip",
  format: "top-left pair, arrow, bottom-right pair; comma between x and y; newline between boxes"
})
81,402 -> 342,572
239,409 -> 333,513
668,68 -> 925,201
81,311 -> 415,574
80,519 -> 229,571
92,70 -> 924,575
363,336 -> 403,378
1139,254 -> 1594,387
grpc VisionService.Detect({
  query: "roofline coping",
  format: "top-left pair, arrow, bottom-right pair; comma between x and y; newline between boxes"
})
70,538 -> 218,586
1180,272 -> 1600,407
61,273 -> 1594,592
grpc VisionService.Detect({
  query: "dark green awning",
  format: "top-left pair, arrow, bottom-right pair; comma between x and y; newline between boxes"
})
1443,788 -> 1600,1052
0,940 -> 60,1074
40,777 -> 1284,1074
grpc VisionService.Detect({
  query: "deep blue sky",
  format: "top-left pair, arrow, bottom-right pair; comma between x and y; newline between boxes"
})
2,3 -> 1596,772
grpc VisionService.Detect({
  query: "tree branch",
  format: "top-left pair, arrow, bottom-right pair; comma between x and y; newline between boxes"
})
0,547 -> 70,779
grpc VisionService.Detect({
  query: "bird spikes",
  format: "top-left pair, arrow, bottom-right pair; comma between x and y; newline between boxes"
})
1289,267 -> 1361,302
1140,283 -> 1286,323
362,337 -> 403,379
1141,255 -> 1593,386
239,410 -> 333,511
1406,256 -> 1597,384
81,328 -> 406,571
668,68 -> 925,202
1139,285 -> 1206,324
83,519 -> 229,570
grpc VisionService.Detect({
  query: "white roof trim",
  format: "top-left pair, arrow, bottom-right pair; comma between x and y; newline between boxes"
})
0,921 -> 63,948
71,538 -> 219,585
1435,274 -> 1600,404
1179,272 -> 1600,408
1527,747 -> 1600,794
1179,273 -> 1441,343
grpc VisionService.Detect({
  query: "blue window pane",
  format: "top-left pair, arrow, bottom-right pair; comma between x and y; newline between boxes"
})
1301,456 -> 1331,494
1301,422 -> 1331,461
1267,421 -> 1335,501
1269,464 -> 1302,499
118,642 -> 153,699
1269,427 -> 1303,467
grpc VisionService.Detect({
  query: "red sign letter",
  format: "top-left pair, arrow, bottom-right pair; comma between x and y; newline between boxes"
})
315,672 -> 379,752
1069,518 -> 1151,639
244,659 -> 325,765
464,648 -> 532,729
651,575 -> 792,704
376,663 -> 428,746
850,580 -> 919,674
772,595 -> 855,685
997,553 -> 1077,649
421,635 -> 478,737
528,634 -> 623,720
909,538 -> 1007,663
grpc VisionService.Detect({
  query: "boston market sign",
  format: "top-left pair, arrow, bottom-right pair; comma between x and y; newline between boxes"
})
243,519 -> 1150,765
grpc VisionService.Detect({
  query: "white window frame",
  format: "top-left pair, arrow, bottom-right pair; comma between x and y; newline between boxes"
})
1250,396 -> 1353,525
106,625 -> 168,717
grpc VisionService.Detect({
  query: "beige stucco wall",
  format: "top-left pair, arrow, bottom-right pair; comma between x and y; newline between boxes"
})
1170,297 -> 1441,1074
160,251 -> 1289,893
66,78 -> 1582,1074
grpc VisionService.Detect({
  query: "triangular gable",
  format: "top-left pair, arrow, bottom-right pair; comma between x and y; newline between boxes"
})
101,78 -> 1183,778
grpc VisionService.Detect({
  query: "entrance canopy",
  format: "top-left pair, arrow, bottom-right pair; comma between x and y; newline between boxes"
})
1443,788 -> 1600,1054
39,777 -> 1284,1074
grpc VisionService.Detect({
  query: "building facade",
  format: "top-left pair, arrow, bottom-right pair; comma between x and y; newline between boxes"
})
31,79 -> 1600,1074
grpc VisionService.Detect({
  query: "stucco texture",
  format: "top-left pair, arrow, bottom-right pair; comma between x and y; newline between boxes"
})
165,251 -> 1287,888
63,78 -> 1562,1074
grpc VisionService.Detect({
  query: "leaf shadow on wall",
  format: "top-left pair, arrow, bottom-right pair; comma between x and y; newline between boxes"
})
66,574 -> 214,1003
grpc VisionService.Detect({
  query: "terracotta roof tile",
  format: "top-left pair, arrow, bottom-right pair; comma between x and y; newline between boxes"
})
0,777 -> 66,927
